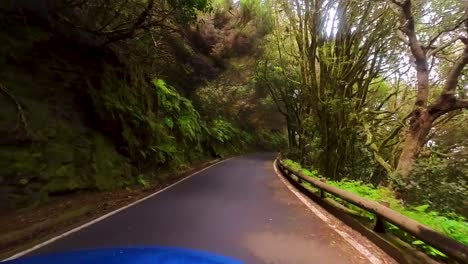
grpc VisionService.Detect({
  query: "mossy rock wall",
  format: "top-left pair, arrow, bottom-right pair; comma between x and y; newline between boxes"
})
0,23 -> 132,209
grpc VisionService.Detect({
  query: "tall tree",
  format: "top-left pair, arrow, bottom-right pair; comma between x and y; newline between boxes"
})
263,0 -> 396,179
390,0 -> 468,178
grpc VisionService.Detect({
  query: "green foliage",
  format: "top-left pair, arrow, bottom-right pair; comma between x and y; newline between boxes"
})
209,119 -> 237,142
92,134 -> 132,191
137,174 -> 149,188
414,204 -> 430,213
254,129 -> 287,151
282,159 -> 468,259
170,0 -> 213,22
204,118 -> 253,157
283,159 -> 304,171
261,0 -> 397,181
91,69 -> 207,168
401,155 -> 468,216
239,0 -> 272,30
91,65 -> 256,169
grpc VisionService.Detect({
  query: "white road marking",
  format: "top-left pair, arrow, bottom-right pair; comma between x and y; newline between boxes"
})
272,160 -> 383,264
2,158 -> 234,262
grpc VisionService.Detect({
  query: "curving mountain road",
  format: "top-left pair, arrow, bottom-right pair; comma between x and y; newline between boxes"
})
20,153 -> 388,263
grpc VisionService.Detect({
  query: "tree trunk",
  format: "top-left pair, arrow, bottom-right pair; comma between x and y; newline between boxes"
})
392,0 -> 468,180
396,109 -> 433,178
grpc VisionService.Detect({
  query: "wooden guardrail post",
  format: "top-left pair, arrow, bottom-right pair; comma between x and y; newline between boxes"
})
374,201 -> 390,233
319,178 -> 326,198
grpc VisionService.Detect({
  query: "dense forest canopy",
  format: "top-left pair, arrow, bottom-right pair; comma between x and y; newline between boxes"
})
0,0 -> 466,224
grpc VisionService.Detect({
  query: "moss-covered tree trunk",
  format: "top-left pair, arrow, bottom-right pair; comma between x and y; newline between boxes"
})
396,110 -> 433,178
393,0 -> 468,179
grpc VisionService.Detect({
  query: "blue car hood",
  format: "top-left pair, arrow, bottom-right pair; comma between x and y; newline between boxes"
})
4,247 -> 243,264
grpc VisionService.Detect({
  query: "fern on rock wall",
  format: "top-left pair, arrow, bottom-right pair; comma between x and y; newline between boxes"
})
88,65 -> 251,170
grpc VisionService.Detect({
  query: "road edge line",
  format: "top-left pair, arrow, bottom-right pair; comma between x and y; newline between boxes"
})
2,157 -> 234,262
272,160 -> 384,264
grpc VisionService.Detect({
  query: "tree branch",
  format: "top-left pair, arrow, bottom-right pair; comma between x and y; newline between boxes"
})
426,18 -> 468,49
443,43 -> 468,94
0,82 -> 30,139
455,99 -> 468,109
376,91 -> 398,111
428,36 -> 462,57
104,0 -> 155,44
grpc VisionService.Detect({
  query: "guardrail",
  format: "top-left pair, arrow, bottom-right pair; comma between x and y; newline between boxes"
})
276,158 -> 468,263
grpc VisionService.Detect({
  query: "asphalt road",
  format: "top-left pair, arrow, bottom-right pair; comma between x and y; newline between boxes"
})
28,153 -> 373,263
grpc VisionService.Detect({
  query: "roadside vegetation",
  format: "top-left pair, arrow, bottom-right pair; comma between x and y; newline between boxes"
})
283,159 -> 467,260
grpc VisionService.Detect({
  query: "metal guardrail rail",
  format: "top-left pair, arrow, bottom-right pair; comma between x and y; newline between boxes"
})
276,158 -> 468,263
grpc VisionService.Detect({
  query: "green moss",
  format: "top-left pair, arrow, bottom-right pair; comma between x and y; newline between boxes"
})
9,150 -> 38,171
46,143 -> 74,164
55,164 -> 75,179
93,134 -> 131,190
0,148 -> 44,191
0,102 -> 14,123
45,164 -> 79,192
